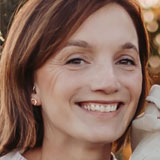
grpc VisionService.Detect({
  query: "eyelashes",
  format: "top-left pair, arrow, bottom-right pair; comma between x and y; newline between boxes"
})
63,52 -> 137,72
65,57 -> 87,65
117,58 -> 136,66
65,57 -> 136,66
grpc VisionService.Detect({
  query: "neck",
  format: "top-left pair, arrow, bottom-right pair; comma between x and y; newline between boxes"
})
24,139 -> 112,160
39,136 -> 112,160
24,129 -> 113,160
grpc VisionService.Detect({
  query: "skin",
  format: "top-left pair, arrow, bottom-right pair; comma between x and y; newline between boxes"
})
27,3 -> 142,160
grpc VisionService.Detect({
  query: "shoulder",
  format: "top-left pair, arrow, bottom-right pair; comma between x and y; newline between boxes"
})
0,151 -> 27,160
146,84 -> 160,108
130,84 -> 160,160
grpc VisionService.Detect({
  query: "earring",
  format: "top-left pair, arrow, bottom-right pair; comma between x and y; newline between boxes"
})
31,98 -> 38,106
33,86 -> 36,93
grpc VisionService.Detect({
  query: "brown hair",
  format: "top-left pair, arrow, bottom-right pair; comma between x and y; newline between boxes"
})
0,0 -> 149,156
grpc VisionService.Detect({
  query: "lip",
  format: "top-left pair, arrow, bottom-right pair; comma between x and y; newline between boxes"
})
77,100 -> 121,104
76,100 -> 124,118
77,100 -> 124,108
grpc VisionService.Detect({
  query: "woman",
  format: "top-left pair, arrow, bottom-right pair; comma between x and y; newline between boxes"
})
0,0 -> 149,159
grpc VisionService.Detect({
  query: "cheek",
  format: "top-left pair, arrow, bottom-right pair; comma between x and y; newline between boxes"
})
123,71 -> 143,123
36,68 -> 84,105
53,71 -> 86,101
129,72 -> 143,101
35,67 -> 65,105
118,69 -> 143,98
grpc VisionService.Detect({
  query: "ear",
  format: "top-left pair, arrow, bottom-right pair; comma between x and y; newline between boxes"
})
31,86 -> 41,106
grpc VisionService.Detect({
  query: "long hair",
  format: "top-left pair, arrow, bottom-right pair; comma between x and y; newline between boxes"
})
0,0 -> 149,156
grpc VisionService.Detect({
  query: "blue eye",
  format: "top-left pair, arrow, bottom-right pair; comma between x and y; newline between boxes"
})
118,58 -> 135,65
66,58 -> 85,65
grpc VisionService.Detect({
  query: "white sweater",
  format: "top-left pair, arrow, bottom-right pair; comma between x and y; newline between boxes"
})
0,151 -> 26,160
130,84 -> 160,160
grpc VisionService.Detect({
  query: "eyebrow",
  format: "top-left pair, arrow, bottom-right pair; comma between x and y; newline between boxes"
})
64,40 -> 139,54
64,40 -> 92,49
121,42 -> 139,54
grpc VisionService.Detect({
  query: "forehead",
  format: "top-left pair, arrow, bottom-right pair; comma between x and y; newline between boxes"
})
69,2 -> 138,51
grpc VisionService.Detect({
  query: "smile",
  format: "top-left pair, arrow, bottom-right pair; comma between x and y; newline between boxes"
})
78,102 -> 121,113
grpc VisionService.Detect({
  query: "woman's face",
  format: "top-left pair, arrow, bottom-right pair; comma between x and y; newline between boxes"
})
33,3 -> 142,143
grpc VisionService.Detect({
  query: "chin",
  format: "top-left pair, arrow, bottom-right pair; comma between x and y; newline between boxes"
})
80,131 -> 122,144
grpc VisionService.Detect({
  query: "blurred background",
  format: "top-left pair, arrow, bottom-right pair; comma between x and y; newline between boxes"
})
138,0 -> 160,85
0,0 -> 160,160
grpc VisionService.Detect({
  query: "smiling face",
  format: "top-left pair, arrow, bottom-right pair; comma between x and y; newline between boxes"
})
33,3 -> 142,144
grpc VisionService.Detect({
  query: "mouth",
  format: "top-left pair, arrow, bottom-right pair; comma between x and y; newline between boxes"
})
76,101 -> 123,113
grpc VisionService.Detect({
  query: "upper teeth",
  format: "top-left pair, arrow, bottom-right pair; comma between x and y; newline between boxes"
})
82,103 -> 118,112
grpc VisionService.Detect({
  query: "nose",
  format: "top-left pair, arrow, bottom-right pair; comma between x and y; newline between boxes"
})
90,64 -> 121,94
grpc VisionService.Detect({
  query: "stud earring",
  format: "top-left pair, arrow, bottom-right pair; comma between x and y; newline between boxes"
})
31,98 -> 38,106
33,86 -> 36,93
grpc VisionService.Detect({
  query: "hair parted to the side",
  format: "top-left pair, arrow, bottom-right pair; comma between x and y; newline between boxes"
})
0,0 -> 149,156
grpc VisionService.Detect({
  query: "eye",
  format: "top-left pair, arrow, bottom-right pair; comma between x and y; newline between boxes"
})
117,58 -> 135,66
65,58 -> 86,65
